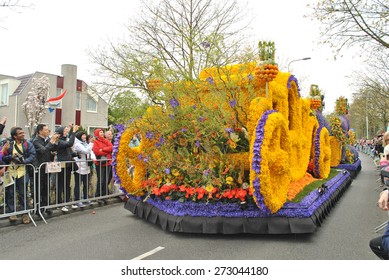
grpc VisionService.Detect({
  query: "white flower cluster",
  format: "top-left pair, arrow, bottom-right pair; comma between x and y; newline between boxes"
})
22,76 -> 50,136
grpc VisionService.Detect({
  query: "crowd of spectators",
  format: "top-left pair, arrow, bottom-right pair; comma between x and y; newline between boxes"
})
357,133 -> 389,259
0,116 -> 131,224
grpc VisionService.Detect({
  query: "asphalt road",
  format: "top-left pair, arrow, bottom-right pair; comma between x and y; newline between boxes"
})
0,153 -> 387,260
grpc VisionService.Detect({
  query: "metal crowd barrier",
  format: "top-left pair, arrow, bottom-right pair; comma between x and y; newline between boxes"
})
0,163 -> 37,226
374,167 -> 389,232
375,211 -> 389,233
0,159 -> 125,226
37,159 -> 123,224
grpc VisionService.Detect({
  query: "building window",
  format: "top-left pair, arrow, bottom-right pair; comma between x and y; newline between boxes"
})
87,95 -> 97,112
75,110 -> 81,125
75,91 -> 81,110
55,88 -> 63,108
1,84 -> 9,106
55,108 -> 62,125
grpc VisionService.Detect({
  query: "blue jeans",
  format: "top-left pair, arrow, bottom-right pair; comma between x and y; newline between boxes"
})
382,222 -> 389,254
370,221 -> 389,259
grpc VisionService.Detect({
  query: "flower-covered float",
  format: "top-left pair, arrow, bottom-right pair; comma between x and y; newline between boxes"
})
113,42 -> 353,234
327,96 -> 361,178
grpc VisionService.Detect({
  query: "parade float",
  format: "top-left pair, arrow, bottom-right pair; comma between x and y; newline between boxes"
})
327,96 -> 361,178
112,42 -> 354,234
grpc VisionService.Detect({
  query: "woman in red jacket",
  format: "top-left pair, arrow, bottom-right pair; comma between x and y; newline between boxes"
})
92,129 -> 113,202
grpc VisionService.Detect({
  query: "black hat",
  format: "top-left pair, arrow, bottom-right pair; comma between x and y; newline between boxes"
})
75,131 -> 85,140
55,126 -> 65,136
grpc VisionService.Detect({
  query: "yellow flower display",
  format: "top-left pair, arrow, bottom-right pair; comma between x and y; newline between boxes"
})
316,127 -> 331,178
113,48 -> 335,214
347,130 -> 357,146
267,72 -> 317,182
249,111 -> 291,213
269,73 -> 290,122
226,176 -> 234,185
205,184 -> 214,193
330,116 -> 346,144
226,152 -> 250,171
287,117 -> 317,181
115,121 -> 158,196
115,127 -> 146,195
247,97 -> 271,141
329,136 -> 342,167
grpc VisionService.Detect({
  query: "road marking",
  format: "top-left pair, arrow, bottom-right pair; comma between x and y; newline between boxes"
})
132,246 -> 165,260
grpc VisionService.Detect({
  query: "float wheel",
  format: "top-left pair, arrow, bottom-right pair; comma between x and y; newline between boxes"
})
250,110 -> 291,213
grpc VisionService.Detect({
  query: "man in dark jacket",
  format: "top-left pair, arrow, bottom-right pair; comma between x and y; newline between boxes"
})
2,127 -> 36,223
32,124 -> 59,210
55,125 -> 79,212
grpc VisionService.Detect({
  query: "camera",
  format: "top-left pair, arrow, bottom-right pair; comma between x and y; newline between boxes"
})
12,154 -> 24,164
72,152 -> 82,159
0,138 -> 9,146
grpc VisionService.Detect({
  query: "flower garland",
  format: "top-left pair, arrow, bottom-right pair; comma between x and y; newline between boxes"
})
287,75 -> 300,97
250,110 -> 290,214
112,124 -> 126,193
313,126 -> 331,178
315,111 -> 331,134
250,110 -> 274,214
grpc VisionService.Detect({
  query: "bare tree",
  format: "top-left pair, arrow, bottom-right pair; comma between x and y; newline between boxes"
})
0,0 -> 32,28
354,52 -> 389,98
309,0 -> 389,55
0,1 -> 32,14
88,0 -> 254,105
1,0 -> 24,8
350,84 -> 389,138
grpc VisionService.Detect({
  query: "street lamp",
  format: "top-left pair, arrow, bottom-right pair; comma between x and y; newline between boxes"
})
365,98 -> 369,139
288,57 -> 311,72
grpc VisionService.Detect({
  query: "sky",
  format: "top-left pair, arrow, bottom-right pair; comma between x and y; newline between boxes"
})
0,0 -> 364,114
